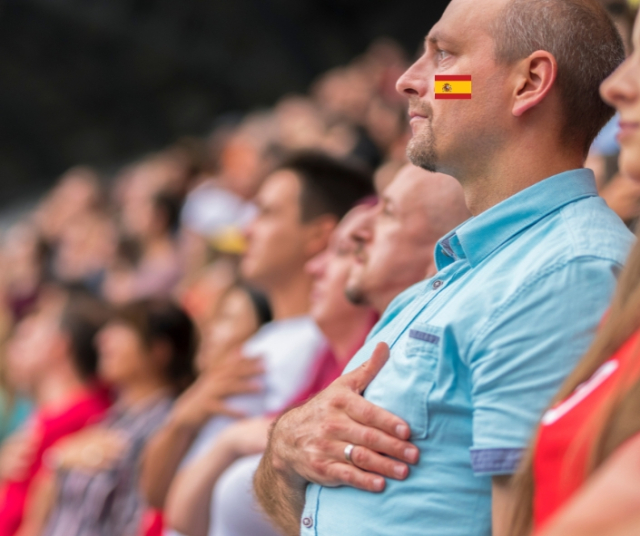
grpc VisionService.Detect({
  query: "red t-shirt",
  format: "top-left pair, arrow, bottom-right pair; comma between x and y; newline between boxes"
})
0,387 -> 111,536
533,330 -> 640,531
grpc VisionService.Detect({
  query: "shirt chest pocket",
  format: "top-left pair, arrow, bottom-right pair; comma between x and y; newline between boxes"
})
365,323 -> 442,440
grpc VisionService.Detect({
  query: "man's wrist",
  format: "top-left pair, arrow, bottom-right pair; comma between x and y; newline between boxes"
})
269,419 -> 308,491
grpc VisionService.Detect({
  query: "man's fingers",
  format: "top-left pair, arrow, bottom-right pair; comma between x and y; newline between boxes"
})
347,445 -> 410,480
345,342 -> 390,394
337,419 -> 418,464
341,391 -> 413,442
325,462 -> 386,492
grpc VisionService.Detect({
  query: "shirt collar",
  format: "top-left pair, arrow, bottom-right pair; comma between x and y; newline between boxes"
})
435,168 -> 598,269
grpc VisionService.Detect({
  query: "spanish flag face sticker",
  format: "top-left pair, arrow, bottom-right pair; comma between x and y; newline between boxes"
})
435,75 -> 472,99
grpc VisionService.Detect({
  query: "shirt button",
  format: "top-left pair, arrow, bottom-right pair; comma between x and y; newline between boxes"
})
432,279 -> 444,290
302,516 -> 313,528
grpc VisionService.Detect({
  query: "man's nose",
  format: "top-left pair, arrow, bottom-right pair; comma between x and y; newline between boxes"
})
396,57 -> 430,98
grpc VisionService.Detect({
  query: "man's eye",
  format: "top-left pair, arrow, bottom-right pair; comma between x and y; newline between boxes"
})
437,49 -> 450,61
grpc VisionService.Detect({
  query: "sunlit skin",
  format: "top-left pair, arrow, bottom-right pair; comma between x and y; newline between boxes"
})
601,15 -> 640,182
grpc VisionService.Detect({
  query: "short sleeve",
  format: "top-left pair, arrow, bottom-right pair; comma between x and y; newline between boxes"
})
468,258 -> 621,476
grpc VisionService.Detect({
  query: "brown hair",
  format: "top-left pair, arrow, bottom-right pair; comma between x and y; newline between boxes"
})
510,233 -> 640,535
493,0 -> 625,155
112,299 -> 198,394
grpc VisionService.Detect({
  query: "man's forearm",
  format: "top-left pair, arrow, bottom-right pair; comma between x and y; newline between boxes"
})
254,438 -> 307,536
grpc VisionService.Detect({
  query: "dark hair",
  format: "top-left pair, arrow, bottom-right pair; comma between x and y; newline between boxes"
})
240,284 -> 272,327
493,0 -> 625,154
153,192 -> 181,233
112,299 -> 197,393
275,151 -> 375,223
59,288 -> 110,381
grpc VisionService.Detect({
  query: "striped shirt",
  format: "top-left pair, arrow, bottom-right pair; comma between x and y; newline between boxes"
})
44,395 -> 173,536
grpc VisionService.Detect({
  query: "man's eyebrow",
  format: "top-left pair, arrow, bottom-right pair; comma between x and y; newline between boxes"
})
426,31 -> 453,47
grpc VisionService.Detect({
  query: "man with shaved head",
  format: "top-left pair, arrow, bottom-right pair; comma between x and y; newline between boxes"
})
345,164 -> 470,313
255,1 -> 634,535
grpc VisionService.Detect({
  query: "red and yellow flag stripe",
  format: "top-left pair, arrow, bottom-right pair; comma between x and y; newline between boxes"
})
434,75 -> 472,99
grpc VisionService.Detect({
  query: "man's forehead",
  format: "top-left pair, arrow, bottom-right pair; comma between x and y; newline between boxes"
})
386,170 -> 429,209
427,0 -> 509,43
338,205 -> 374,235
259,169 -> 300,202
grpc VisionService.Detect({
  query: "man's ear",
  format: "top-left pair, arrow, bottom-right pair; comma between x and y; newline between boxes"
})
511,50 -> 558,117
303,214 -> 338,258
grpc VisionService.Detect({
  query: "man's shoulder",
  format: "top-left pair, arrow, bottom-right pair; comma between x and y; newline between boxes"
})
536,195 -> 633,265
490,195 -> 632,284
556,195 -> 634,262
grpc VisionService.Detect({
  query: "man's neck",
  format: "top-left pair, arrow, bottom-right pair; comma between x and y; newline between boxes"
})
267,271 -> 313,321
457,139 -> 585,216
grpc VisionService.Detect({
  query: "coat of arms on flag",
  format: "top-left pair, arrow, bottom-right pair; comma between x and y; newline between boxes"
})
435,75 -> 472,99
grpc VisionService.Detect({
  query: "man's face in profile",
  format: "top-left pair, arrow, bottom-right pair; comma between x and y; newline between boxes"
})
345,170 -> 441,310
241,170 -> 307,289
397,0 -> 512,179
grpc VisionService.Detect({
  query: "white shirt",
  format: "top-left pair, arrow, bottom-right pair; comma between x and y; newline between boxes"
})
166,316 -> 325,536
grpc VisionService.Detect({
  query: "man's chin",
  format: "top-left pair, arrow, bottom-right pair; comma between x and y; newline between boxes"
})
407,145 -> 437,172
406,127 -> 438,172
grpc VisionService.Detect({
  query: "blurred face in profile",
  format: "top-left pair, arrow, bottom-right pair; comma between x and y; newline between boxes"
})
197,287 -> 260,371
601,11 -> 640,181
345,168 -> 440,312
96,322 -> 161,388
241,170 -> 309,290
5,313 -> 60,395
305,209 -> 368,333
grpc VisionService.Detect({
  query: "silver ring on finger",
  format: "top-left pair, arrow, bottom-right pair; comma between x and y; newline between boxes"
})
344,443 -> 355,464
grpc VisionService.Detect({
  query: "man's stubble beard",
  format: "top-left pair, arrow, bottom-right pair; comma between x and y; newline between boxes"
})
344,284 -> 367,306
407,117 -> 438,172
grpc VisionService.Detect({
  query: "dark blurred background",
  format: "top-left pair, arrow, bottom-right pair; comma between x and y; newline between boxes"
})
0,0 -> 449,208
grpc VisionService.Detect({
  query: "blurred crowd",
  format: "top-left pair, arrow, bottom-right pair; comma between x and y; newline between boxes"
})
0,1 -> 638,534
0,39 -> 419,536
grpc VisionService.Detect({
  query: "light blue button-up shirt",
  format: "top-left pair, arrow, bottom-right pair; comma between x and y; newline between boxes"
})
300,169 -> 634,536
